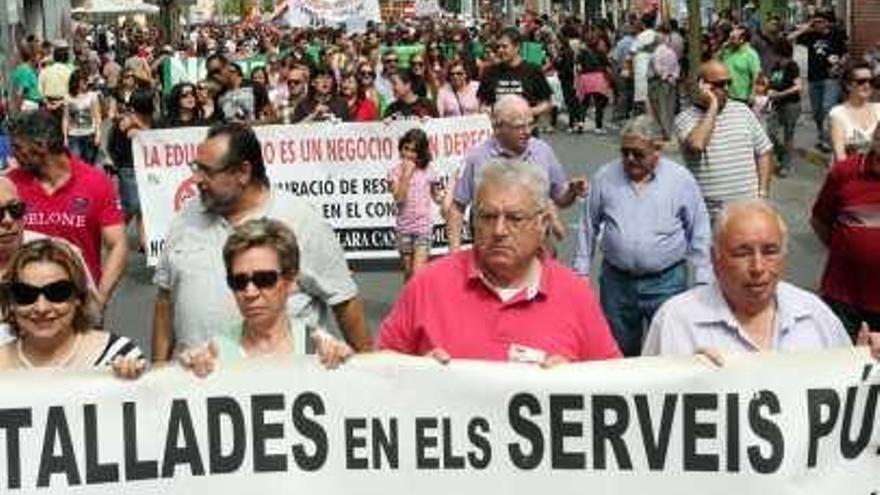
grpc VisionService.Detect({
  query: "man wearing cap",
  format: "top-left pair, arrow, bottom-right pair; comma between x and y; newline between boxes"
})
38,41 -> 73,114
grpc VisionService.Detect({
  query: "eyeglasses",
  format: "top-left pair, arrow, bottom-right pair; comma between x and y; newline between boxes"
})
188,161 -> 230,178
449,71 -> 467,77
226,270 -> 282,292
853,77 -> 873,86
0,201 -> 26,221
359,71 -> 375,79
706,79 -> 731,90
621,147 -> 648,160
8,280 -> 76,306
474,209 -> 543,231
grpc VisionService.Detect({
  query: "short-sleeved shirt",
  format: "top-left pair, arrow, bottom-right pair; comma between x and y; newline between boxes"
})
812,155 -> 880,312
11,63 -> 41,104
796,30 -> 848,81
8,155 -> 125,282
453,136 -> 568,207
476,61 -> 553,107
720,44 -> 762,101
675,101 -> 773,204
642,281 -> 851,356
386,162 -> 438,235
154,189 -> 358,353
378,250 -> 622,362
767,60 -> 801,105
38,62 -> 73,99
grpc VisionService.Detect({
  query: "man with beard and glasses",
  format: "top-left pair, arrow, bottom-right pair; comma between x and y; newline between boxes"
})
152,122 -> 372,363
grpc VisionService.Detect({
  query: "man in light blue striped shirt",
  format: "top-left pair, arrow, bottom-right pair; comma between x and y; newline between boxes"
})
572,116 -> 712,356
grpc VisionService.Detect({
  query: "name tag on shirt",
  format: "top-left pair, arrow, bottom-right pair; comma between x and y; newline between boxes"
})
508,344 -> 546,364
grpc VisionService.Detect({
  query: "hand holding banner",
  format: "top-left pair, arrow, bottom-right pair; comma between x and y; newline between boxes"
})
0,349 -> 877,493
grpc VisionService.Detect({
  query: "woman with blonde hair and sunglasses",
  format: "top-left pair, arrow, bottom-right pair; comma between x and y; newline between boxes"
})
179,218 -> 353,377
0,239 -> 145,378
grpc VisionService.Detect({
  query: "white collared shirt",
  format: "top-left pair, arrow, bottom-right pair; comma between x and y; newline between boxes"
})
642,281 -> 851,356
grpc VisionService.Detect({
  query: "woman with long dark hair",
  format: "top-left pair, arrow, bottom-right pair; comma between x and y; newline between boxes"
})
162,82 -> 205,128
339,70 -> 379,122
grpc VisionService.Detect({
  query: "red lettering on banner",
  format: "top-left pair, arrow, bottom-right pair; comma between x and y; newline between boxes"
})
442,129 -> 492,157
161,143 -> 198,167
300,138 -> 324,162
324,136 -> 396,163
278,139 -> 297,164
143,145 -> 161,168
428,135 -> 439,157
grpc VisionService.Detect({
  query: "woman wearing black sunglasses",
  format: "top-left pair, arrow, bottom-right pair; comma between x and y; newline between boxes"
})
829,61 -> 880,162
0,239 -> 145,378
179,219 -> 352,377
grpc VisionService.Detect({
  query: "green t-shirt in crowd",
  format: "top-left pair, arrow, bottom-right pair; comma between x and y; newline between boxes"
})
11,63 -> 41,103
721,44 -> 762,102
521,41 -> 546,67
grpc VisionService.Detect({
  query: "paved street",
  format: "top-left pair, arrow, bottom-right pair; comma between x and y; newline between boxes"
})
105,121 -> 830,357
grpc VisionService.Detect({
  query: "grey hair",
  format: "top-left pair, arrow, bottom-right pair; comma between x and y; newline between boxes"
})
223,218 -> 300,278
492,94 -> 530,126
713,199 -> 789,254
621,115 -> 665,142
474,159 -> 549,212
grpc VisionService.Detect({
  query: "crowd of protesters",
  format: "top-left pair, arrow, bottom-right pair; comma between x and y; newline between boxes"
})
0,2 -> 877,378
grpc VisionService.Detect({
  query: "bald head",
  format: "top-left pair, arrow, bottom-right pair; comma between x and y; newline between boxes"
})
713,199 -> 789,255
711,199 -> 788,315
699,60 -> 729,81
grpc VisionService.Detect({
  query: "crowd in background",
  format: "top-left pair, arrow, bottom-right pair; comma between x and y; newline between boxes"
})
0,2 -> 878,378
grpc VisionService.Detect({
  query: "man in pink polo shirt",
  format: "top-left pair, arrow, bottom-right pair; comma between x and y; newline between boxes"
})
7,111 -> 128,310
379,159 -> 621,366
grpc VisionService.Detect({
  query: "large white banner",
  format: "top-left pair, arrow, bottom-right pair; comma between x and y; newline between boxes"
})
132,115 -> 492,266
286,0 -> 381,32
0,349 -> 877,493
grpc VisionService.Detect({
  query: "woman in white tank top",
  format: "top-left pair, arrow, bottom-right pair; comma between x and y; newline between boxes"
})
829,62 -> 880,162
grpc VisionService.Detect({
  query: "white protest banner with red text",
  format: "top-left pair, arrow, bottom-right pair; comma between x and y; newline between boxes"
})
0,348 -> 877,493
132,115 -> 493,265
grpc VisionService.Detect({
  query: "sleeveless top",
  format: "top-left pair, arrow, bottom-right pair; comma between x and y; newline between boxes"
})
829,103 -> 880,156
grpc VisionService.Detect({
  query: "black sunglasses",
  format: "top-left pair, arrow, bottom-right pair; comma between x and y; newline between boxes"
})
9,280 -> 76,306
226,270 -> 282,292
621,147 -> 648,160
706,79 -> 731,89
359,71 -> 375,78
0,201 -> 26,221
853,77 -> 873,86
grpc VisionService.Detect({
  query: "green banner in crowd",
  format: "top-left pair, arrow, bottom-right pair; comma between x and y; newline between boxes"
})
161,55 -> 268,95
